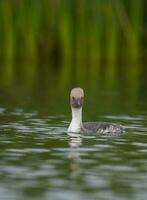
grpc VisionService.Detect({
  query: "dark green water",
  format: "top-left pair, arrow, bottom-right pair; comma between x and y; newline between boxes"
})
0,66 -> 147,200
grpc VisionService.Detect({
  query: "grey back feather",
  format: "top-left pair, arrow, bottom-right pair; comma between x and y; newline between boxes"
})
82,122 -> 124,136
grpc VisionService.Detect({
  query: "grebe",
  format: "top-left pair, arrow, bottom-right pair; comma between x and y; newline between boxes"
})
68,88 -> 124,136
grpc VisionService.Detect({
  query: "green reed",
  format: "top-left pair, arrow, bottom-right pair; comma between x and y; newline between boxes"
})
0,0 -> 145,99
0,0 -> 144,61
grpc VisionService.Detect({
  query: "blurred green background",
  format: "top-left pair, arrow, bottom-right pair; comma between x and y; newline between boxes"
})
0,2 -> 147,199
0,0 -> 146,112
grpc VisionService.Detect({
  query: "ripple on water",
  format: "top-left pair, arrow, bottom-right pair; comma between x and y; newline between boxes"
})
1,109 -> 147,199
105,114 -> 146,121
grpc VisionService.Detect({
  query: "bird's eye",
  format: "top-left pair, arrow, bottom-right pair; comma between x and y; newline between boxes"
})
72,96 -> 75,100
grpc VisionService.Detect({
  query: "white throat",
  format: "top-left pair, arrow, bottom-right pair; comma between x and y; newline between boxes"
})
68,108 -> 83,133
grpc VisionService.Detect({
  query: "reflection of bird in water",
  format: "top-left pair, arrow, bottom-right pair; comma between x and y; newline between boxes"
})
68,88 -> 124,136
68,132 -> 82,148
68,133 -> 82,176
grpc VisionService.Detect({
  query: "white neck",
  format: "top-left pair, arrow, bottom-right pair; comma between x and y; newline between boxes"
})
68,108 -> 83,133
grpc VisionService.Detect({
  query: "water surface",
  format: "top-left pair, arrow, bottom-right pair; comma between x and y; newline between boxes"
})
0,104 -> 147,200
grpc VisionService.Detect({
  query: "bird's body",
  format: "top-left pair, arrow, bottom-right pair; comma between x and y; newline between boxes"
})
82,122 -> 124,136
68,88 -> 124,136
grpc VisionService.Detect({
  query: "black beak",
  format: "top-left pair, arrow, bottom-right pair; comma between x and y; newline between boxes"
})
76,98 -> 81,107
71,98 -> 82,108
